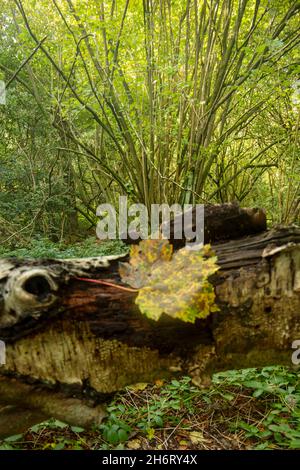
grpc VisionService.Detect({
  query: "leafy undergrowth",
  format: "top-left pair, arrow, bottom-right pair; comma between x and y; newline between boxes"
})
0,237 -> 127,259
1,366 -> 300,450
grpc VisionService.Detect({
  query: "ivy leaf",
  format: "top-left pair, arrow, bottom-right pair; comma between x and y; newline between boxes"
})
136,244 -> 219,322
119,239 -> 173,288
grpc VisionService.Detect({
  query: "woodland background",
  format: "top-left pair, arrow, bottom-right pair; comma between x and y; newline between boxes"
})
0,0 -> 299,254
0,0 -> 300,451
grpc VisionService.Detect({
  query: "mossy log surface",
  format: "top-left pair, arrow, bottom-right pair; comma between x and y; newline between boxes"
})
0,226 -> 299,427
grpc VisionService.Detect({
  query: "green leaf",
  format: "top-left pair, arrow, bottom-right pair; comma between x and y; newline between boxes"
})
171,380 -> 180,387
70,426 -> 85,433
289,440 -> 300,449
153,415 -> 164,427
117,428 -> 129,442
54,442 -> 66,450
0,444 -> 14,450
106,428 -> 119,444
4,434 -> 23,442
269,423 -> 292,433
49,419 -> 68,429
30,423 -> 45,433
221,392 -> 235,401
243,380 -> 265,389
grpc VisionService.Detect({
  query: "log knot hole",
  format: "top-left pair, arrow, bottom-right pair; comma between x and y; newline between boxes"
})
23,275 -> 52,300
0,268 -> 58,328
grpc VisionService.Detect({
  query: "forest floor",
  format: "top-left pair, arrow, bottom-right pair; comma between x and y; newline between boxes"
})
1,366 -> 300,450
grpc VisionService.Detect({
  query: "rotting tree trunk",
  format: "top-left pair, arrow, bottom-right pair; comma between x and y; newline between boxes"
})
123,202 -> 267,247
0,226 -> 299,427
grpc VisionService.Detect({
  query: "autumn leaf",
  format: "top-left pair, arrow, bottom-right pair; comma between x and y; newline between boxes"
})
147,428 -> 156,440
127,439 -> 141,449
119,239 -> 219,323
189,430 -> 206,444
119,239 -> 173,288
136,244 -> 219,322
126,382 -> 149,391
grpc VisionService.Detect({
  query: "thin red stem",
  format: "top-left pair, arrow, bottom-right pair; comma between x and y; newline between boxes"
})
75,277 -> 138,293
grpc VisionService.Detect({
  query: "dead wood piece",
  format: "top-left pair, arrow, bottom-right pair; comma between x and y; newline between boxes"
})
0,226 -> 299,411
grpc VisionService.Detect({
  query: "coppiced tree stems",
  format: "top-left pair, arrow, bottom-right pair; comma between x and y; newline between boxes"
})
7,0 -> 300,217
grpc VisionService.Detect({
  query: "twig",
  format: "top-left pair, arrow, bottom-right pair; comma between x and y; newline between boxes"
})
6,36 -> 48,89
75,277 -> 138,293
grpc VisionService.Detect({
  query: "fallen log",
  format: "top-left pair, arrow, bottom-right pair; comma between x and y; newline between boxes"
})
0,376 -> 106,431
0,226 -> 299,428
122,202 -> 267,247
